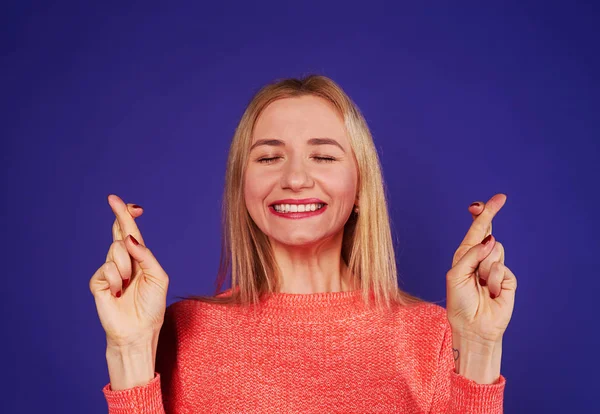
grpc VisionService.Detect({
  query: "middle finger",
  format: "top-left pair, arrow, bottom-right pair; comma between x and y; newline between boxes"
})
468,201 -> 492,239
112,204 -> 144,241
461,193 -> 506,247
108,195 -> 145,244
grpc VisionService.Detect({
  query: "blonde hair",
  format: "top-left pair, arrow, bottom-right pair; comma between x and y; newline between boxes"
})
189,75 -> 423,310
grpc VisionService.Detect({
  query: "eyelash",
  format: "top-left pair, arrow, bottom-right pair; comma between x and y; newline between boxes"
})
257,156 -> 337,164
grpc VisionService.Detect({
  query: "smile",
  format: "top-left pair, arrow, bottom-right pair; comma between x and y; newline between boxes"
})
268,198 -> 328,219
272,203 -> 324,213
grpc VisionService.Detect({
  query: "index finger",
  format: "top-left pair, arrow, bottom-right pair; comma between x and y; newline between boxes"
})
108,194 -> 146,245
460,193 -> 506,247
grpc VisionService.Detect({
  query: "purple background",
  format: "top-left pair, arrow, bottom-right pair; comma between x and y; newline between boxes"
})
2,1 -> 598,412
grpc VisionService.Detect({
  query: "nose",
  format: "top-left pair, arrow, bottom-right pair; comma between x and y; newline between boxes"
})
280,156 -> 314,192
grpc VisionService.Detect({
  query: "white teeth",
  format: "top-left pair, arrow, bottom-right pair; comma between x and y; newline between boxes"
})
272,203 -> 324,213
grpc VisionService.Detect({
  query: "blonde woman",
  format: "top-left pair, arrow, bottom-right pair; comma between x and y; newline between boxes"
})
91,75 -> 517,413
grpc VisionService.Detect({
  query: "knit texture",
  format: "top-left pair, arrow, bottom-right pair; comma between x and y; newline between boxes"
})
103,289 -> 505,413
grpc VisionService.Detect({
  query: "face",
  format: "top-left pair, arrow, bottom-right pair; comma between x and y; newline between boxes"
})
244,95 -> 358,247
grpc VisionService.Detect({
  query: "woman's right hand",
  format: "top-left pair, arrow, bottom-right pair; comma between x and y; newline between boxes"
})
89,194 -> 170,350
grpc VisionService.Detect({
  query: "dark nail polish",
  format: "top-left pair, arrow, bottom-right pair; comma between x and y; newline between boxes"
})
132,204 -> 142,209
470,202 -> 480,207
479,278 -> 487,286
130,235 -> 139,246
116,290 -> 122,298
490,292 -> 497,299
123,279 -> 130,289
481,234 -> 492,245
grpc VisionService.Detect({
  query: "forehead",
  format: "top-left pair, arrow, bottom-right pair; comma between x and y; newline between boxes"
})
252,95 -> 347,145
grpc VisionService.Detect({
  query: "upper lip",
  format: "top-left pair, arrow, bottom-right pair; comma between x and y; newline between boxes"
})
269,198 -> 326,206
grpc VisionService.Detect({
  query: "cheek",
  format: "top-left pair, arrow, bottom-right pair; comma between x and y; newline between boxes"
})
244,182 -> 258,210
244,167 -> 271,207
326,165 -> 358,201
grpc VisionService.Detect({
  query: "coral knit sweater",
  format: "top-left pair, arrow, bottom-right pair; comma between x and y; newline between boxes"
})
103,290 -> 506,413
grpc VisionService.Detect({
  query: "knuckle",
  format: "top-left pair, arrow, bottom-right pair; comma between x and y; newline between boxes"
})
472,220 -> 486,234
492,260 -> 503,273
106,240 -> 124,259
489,244 -> 503,259
112,239 -> 125,249
102,261 -> 119,280
112,240 -> 127,255
453,245 -> 468,261
90,261 -> 117,293
108,240 -> 122,253
88,274 -> 96,293
495,241 -> 504,254
506,266 -> 517,289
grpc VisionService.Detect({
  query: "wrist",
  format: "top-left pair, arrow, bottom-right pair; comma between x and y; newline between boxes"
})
106,335 -> 159,391
452,334 -> 503,384
106,328 -> 161,350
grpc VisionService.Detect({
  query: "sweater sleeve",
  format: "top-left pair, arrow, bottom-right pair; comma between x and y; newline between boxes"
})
430,321 -> 506,413
102,303 -> 182,414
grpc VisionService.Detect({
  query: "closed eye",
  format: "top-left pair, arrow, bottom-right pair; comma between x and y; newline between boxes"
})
257,156 -> 336,164
257,157 -> 281,164
313,156 -> 336,163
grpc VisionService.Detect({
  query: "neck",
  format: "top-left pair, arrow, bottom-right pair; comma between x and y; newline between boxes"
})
270,231 -> 358,294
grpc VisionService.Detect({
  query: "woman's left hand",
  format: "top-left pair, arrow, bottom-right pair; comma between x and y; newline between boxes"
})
446,193 -> 518,345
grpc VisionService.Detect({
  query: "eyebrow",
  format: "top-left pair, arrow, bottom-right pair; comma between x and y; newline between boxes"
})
249,137 -> 346,153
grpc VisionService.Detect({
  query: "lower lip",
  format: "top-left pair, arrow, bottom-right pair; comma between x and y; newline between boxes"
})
269,205 -> 327,219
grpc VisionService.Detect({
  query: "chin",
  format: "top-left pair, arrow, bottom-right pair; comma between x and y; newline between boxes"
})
271,231 -> 330,247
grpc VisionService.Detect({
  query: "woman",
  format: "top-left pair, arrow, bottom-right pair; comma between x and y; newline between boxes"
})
91,75 -> 517,413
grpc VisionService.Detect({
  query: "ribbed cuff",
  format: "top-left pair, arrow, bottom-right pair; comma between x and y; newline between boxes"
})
449,370 -> 505,413
103,373 -> 165,414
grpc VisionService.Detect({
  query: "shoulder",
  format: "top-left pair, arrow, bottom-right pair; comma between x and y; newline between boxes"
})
391,301 -> 451,340
163,299 -> 212,331
380,301 -> 452,366
162,295 -> 240,336
159,300 -> 197,343
401,301 -> 449,324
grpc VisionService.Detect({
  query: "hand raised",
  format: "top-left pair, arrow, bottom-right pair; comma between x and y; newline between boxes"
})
446,194 -> 517,344
89,195 -> 169,349
464,200 -> 505,293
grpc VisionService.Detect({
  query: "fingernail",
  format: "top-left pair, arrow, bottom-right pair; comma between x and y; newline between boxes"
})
132,204 -> 142,209
123,279 -> 130,289
130,235 -> 139,246
490,292 -> 497,299
470,202 -> 480,207
481,234 -> 492,245
479,278 -> 487,286
116,290 -> 122,298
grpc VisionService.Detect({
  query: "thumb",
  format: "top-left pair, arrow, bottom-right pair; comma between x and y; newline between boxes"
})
448,235 -> 496,283
125,234 -> 168,281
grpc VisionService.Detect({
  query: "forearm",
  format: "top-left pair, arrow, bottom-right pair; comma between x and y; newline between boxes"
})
452,335 -> 502,384
106,335 -> 159,391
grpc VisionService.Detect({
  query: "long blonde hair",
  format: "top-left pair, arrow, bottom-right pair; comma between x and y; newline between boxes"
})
189,75 -> 423,310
